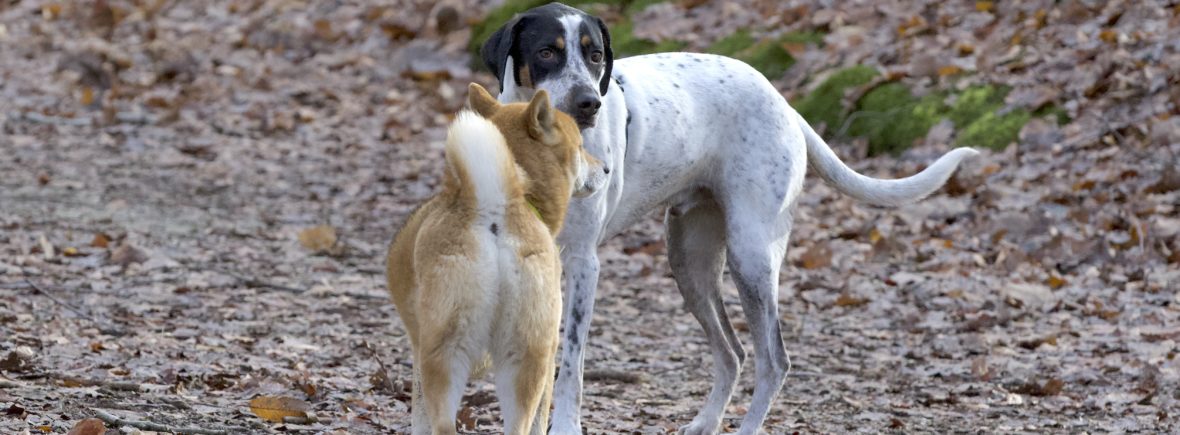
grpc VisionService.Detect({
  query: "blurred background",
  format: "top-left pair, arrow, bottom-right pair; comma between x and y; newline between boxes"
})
1,0 -> 1177,433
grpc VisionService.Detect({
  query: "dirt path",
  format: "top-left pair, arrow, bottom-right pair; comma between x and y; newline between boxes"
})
1,0 -> 1177,433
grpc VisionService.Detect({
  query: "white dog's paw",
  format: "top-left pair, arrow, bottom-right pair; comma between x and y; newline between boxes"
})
677,417 -> 722,435
548,421 -> 583,435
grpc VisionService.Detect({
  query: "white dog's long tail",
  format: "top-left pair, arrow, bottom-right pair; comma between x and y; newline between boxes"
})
797,111 -> 979,207
444,111 -> 520,211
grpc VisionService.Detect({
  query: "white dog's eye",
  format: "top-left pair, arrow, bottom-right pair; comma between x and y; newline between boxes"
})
589,51 -> 603,63
539,48 -> 555,59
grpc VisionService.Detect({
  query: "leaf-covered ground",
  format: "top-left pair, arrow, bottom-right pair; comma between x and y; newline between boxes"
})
1,0 -> 1178,433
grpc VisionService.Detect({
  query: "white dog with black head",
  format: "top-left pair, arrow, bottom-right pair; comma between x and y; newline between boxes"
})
481,3 -> 978,434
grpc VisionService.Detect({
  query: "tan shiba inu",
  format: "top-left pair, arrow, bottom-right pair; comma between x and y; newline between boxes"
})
386,83 -> 607,435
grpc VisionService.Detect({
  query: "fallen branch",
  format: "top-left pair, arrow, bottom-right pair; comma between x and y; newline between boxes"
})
93,408 -> 242,435
583,369 -> 644,384
7,111 -> 92,126
0,281 -> 33,290
23,278 -> 95,323
55,375 -> 143,392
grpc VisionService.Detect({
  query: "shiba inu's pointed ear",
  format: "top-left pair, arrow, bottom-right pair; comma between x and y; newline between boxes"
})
526,89 -> 559,145
467,83 -> 500,117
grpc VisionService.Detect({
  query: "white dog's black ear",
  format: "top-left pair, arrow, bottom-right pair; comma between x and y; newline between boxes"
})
593,16 -> 613,96
480,16 -> 529,93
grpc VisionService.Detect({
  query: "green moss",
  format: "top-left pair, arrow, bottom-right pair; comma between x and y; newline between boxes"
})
847,83 -> 948,155
707,31 -> 823,79
1034,105 -> 1071,125
948,85 -> 1007,127
708,30 -> 755,57
956,109 -> 1031,150
793,65 -> 879,132
779,31 -> 825,45
468,0 -> 551,57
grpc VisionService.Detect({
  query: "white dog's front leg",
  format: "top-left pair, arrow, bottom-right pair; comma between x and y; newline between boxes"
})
549,246 -> 600,434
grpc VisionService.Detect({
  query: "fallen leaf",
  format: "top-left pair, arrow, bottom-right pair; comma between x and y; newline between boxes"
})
67,418 -> 105,435
457,406 -> 477,431
249,395 -> 310,423
90,233 -> 111,248
298,225 -> 337,253
799,242 -> 832,270
834,293 -> 868,308
109,244 -> 146,266
975,1 -> 994,13
937,65 -> 963,77
38,234 -> 55,259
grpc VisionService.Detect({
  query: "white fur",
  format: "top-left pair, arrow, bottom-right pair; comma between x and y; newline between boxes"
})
495,17 -> 979,434
445,111 -> 514,213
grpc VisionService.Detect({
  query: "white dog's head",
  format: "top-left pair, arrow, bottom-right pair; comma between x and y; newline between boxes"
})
480,3 -> 612,130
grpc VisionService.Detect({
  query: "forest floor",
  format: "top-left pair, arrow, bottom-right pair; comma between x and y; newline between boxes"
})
1,0 -> 1178,433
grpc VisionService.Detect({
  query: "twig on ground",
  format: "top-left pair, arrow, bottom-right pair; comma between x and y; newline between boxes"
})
93,408 -> 240,435
54,375 -> 143,392
7,111 -> 92,126
364,341 -> 402,395
207,267 -> 308,294
0,281 -> 33,290
0,378 -> 21,388
23,278 -> 95,322
584,369 -> 644,384
21,276 -> 126,336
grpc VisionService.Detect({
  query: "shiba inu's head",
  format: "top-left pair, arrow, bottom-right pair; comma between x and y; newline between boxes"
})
467,83 -> 607,199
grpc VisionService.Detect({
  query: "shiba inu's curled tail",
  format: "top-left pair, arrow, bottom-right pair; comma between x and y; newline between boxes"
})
796,111 -> 980,207
444,111 -> 520,211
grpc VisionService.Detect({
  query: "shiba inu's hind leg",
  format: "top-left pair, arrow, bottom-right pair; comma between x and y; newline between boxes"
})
494,342 -> 556,435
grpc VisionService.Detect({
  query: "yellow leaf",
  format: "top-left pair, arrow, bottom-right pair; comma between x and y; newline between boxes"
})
298,225 -> 337,253
975,1 -> 994,12
249,396 -> 310,423
1099,29 -> 1118,44
80,87 -> 94,105
937,65 -> 963,77
957,43 -> 975,55
62,247 -> 80,257
1046,275 -> 1067,289
41,4 -> 61,20
869,228 -> 882,244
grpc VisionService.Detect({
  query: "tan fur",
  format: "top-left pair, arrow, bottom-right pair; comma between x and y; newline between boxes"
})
518,64 -> 533,88
555,36 -> 565,49
386,84 -> 599,435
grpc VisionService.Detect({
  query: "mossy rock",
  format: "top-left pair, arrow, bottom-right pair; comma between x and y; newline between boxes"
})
793,65 -> 879,133
956,109 -> 1031,150
468,0 -> 674,62
947,85 -> 1007,127
848,83 -> 947,155
707,31 -> 822,79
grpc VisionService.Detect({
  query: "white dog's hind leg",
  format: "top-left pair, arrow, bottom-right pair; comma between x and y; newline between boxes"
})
666,202 -> 746,435
724,216 -> 793,435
